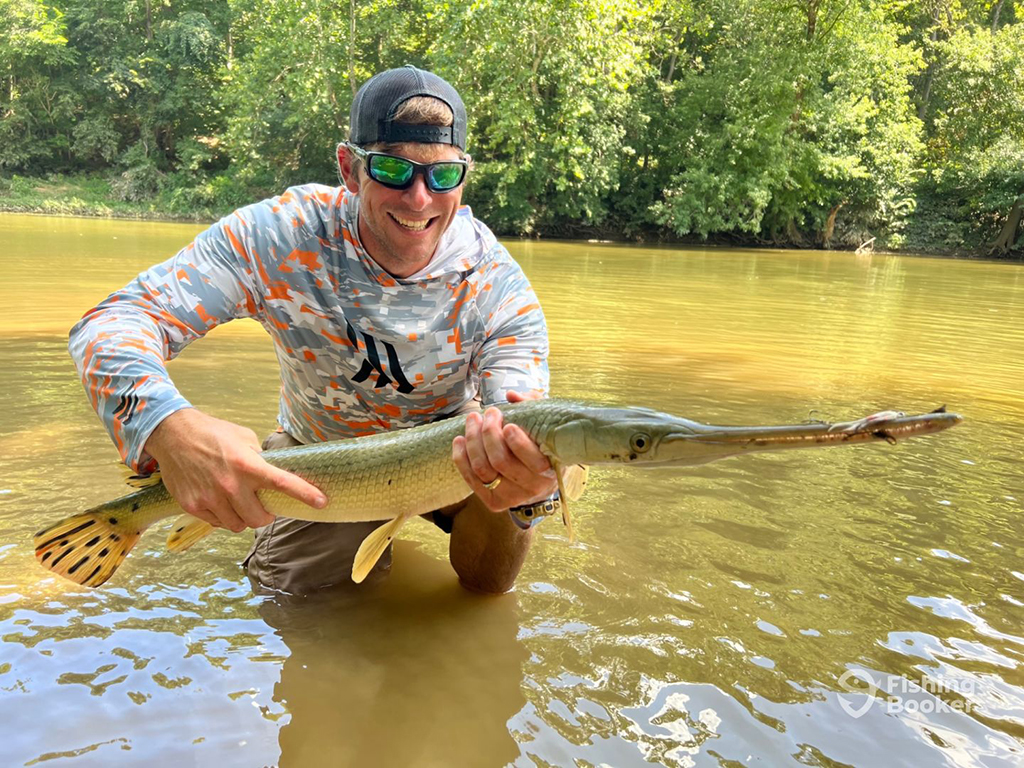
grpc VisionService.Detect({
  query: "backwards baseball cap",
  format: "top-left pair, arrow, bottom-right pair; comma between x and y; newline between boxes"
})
349,65 -> 468,151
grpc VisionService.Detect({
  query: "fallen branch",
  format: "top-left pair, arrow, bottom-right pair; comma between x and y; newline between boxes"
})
855,237 -> 875,254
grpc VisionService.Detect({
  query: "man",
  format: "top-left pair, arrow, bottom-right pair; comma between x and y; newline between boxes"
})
69,65 -> 556,594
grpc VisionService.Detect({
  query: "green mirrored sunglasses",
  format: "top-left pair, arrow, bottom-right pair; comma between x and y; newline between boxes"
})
346,143 -> 468,193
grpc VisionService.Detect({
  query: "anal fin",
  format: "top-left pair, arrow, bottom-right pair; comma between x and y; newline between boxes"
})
166,515 -> 215,553
352,514 -> 413,584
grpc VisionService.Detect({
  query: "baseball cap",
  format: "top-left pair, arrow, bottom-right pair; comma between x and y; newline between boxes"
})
349,65 -> 468,151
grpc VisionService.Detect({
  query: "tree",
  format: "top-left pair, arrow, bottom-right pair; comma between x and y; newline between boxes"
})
0,0 -> 75,169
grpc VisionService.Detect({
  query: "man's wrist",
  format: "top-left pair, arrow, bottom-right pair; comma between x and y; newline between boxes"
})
508,490 -> 560,530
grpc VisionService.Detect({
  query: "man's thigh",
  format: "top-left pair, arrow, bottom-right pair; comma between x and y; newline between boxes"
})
243,430 -> 392,594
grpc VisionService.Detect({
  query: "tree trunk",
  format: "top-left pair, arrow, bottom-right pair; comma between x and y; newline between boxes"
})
145,0 -> 153,41
991,0 -> 1007,33
805,0 -> 819,41
822,201 -> 844,247
664,29 -> 683,83
917,27 -> 940,121
990,196 -> 1024,255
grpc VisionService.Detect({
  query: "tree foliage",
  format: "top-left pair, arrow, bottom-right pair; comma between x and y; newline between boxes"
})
1,0 -> 1022,254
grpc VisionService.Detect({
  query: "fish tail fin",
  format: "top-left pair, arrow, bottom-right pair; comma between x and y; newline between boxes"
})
352,514 -> 411,584
166,515 -> 215,553
34,508 -> 143,588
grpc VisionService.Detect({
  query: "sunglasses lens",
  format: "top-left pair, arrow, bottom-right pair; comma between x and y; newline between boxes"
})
369,155 -> 414,187
428,163 -> 464,191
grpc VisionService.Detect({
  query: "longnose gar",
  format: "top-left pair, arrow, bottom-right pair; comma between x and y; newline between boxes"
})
34,400 -> 962,588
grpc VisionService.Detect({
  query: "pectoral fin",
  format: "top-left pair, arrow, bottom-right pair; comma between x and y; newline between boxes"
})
352,514 -> 412,584
552,460 -> 575,543
166,516 -> 215,552
560,464 -> 589,501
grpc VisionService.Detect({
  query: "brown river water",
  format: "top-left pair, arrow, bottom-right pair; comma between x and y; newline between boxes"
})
0,212 -> 1022,766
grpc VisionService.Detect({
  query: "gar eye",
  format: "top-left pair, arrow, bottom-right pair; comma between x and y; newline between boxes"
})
630,433 -> 652,453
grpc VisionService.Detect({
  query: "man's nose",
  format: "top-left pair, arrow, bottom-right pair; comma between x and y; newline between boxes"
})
401,173 -> 433,209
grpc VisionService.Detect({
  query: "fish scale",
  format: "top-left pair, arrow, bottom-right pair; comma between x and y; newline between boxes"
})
33,398 -> 963,588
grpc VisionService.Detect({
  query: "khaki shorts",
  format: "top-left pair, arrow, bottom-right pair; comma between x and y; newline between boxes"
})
244,404 -> 480,594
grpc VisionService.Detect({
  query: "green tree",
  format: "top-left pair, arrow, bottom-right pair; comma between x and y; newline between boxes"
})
0,0 -> 75,169
648,0 -> 924,248
432,0 -> 650,234
923,21 -> 1024,252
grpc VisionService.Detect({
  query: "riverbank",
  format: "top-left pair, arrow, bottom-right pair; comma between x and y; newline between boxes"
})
3,173 -> 1020,261
0,174 -> 222,223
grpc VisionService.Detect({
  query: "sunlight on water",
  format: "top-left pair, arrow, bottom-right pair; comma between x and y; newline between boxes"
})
1,214 -> 1022,765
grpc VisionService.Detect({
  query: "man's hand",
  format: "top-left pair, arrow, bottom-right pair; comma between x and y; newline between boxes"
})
144,409 -> 327,532
451,390 -> 558,512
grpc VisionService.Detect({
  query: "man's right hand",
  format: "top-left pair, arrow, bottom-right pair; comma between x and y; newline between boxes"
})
143,409 -> 327,532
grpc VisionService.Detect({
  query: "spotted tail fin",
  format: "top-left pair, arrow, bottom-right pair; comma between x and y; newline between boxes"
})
34,509 -> 144,588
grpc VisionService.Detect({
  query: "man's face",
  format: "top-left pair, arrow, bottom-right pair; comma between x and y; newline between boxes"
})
338,142 -> 464,279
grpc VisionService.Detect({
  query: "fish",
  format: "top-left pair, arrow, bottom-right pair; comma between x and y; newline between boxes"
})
33,399 -> 963,588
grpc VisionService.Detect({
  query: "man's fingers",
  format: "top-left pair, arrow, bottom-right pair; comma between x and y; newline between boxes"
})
186,507 -> 222,529
263,464 -> 328,509
482,416 -> 541,491
506,389 -> 543,403
463,411 -> 497,483
480,408 -> 515,473
452,435 -> 482,492
504,424 -> 555,476
208,500 -> 247,533
232,488 -> 275,529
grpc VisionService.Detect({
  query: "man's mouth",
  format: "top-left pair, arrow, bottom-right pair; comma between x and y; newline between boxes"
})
389,213 -> 435,232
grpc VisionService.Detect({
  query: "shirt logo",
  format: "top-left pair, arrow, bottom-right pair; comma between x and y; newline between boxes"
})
347,321 -> 415,394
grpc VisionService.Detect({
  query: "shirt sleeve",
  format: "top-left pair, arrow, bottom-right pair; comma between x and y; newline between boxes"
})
68,212 -> 265,471
473,258 -> 550,406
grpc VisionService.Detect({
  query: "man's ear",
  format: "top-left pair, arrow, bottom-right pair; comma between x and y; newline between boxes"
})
337,143 -> 361,193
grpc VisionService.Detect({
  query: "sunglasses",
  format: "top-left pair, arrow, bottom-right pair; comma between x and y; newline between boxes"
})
345,143 -> 468,193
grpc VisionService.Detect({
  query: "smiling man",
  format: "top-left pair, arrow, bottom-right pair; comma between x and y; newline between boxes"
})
68,66 -> 556,595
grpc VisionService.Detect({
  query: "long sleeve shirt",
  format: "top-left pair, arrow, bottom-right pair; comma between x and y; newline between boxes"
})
68,184 -> 549,472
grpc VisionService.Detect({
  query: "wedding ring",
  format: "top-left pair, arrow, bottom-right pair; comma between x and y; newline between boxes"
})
483,476 -> 502,491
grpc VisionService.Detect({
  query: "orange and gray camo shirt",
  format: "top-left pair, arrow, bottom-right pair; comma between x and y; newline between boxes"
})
68,184 -> 549,472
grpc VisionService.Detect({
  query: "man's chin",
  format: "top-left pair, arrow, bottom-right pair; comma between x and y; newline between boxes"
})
381,237 -> 439,274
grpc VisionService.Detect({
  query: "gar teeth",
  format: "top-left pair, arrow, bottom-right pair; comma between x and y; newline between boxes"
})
392,214 -> 429,231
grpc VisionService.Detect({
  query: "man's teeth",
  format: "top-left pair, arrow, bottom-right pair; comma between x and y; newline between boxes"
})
392,214 -> 430,231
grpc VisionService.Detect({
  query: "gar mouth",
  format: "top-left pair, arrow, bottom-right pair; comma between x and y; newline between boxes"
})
389,213 -> 436,232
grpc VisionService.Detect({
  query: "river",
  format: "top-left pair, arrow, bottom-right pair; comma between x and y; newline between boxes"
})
0,213 -> 1021,766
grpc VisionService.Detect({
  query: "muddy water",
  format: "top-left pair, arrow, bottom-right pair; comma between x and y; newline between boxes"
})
0,213 -> 1022,766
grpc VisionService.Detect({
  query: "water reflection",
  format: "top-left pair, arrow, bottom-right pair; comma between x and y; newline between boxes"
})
255,542 -> 526,766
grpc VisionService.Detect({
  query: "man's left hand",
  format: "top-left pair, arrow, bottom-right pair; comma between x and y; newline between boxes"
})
452,390 -> 558,512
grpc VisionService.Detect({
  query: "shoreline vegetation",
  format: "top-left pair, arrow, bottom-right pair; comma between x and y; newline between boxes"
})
2,173 -> 1018,261
3,0 -> 1023,261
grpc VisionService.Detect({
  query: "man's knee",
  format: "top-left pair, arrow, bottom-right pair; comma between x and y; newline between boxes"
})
448,496 -> 533,594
